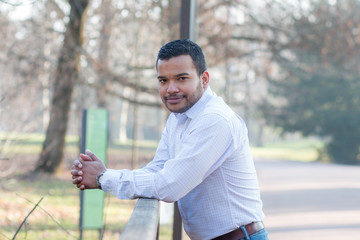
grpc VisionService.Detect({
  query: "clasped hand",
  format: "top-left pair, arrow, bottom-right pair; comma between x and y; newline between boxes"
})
71,149 -> 106,190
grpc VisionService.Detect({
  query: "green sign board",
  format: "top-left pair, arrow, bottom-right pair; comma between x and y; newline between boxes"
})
80,109 -> 108,230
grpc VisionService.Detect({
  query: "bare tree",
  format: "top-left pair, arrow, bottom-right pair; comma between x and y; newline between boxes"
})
36,0 -> 89,173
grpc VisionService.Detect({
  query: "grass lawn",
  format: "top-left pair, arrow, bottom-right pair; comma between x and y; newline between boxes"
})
0,173 -> 174,240
1,132 -> 324,163
0,132 -> 174,240
251,138 -> 324,162
0,174 -> 130,240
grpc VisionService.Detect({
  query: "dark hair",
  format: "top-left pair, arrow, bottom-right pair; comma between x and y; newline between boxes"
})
156,39 -> 207,76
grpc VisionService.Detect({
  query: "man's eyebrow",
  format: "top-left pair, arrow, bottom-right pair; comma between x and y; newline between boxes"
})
157,73 -> 190,79
174,72 -> 190,77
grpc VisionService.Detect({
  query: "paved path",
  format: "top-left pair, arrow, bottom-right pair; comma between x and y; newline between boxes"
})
255,158 -> 360,240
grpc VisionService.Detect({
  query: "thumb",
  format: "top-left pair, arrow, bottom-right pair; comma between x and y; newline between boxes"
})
85,149 -> 101,162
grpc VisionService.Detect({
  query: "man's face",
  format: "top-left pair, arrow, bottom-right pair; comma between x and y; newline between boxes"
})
157,55 -> 209,113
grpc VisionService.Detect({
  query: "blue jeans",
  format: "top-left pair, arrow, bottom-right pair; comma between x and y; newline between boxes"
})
239,227 -> 269,240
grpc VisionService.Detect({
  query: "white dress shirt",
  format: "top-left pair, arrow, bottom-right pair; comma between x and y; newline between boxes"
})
101,87 -> 264,239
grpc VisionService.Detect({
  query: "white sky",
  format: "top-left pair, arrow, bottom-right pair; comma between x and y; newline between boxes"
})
0,1 -> 33,21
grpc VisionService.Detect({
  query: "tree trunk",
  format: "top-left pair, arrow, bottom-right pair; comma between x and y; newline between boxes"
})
96,0 -> 112,108
119,87 -> 131,142
35,0 -> 89,173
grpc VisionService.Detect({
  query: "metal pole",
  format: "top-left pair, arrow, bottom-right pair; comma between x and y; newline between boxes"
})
79,109 -> 87,240
172,202 -> 183,240
174,2 -> 197,239
180,0 -> 197,40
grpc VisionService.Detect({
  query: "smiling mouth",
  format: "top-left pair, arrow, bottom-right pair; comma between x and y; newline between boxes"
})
165,95 -> 185,104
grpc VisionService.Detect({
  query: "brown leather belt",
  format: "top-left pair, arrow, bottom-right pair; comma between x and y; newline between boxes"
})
212,221 -> 264,240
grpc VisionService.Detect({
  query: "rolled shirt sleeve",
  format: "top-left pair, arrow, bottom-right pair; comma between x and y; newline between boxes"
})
101,113 -> 234,202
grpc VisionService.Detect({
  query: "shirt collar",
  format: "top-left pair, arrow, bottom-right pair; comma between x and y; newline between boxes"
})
184,86 -> 213,120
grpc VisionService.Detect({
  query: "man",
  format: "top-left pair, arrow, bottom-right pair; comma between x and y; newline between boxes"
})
71,39 -> 268,240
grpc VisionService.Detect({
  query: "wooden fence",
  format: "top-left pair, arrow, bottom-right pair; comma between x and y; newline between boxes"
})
120,199 -> 183,240
120,198 -> 160,240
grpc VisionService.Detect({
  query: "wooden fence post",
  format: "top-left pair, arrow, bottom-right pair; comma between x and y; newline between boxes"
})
120,198 -> 160,240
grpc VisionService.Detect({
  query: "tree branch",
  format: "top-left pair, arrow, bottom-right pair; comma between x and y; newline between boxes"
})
16,193 -> 78,240
83,80 -> 162,108
80,48 -> 159,96
0,0 -> 36,6
47,0 -> 66,19
12,195 -> 46,240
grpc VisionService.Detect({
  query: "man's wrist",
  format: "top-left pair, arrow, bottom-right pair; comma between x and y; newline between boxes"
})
96,170 -> 106,190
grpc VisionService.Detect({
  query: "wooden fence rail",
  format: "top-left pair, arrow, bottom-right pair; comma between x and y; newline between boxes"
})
120,198 -> 160,240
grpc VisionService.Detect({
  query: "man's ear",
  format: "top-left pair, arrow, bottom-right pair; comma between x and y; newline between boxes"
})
201,71 -> 210,89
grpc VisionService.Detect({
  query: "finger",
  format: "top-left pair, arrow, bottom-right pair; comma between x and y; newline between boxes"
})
72,176 -> 82,184
77,182 -> 85,189
80,153 -> 92,161
85,149 -> 101,162
72,175 -> 83,180
72,177 -> 81,184
71,169 -> 83,176
73,159 -> 83,168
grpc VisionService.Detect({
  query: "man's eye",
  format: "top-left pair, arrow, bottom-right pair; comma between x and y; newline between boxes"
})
159,79 -> 167,83
179,77 -> 187,81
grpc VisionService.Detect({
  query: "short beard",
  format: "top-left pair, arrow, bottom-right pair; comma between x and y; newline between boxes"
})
166,80 -> 203,113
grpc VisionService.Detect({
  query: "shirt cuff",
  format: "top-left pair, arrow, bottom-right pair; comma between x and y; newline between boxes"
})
101,169 -> 123,194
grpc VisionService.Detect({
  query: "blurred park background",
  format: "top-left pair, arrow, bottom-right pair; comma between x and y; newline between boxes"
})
1,0 -> 359,239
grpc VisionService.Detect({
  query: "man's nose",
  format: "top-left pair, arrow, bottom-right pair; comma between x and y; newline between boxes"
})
167,81 -> 179,94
